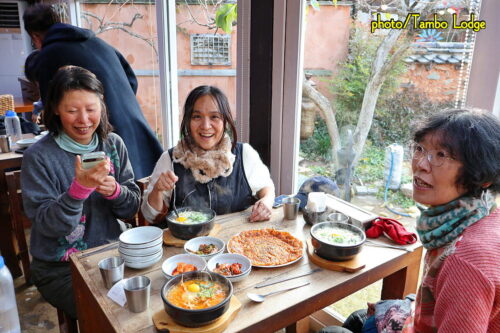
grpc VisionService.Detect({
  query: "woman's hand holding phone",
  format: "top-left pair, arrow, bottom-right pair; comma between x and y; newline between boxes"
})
75,154 -> 111,189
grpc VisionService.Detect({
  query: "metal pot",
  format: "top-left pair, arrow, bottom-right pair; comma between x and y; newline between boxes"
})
166,207 -> 216,240
310,222 -> 365,261
160,271 -> 233,327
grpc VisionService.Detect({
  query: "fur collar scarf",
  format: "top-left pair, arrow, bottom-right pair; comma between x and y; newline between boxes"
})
172,135 -> 235,184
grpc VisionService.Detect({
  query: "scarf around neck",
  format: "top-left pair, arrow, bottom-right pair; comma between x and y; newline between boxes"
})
172,135 -> 235,184
416,191 -> 496,250
54,131 -> 99,155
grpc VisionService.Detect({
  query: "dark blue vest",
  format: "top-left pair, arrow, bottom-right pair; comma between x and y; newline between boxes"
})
168,143 -> 256,215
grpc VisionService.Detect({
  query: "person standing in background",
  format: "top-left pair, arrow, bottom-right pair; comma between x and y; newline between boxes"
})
23,3 -> 163,179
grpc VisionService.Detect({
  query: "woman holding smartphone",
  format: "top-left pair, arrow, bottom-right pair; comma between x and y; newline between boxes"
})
21,66 -> 140,320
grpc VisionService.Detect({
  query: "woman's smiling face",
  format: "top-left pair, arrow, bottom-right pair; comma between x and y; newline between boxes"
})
57,89 -> 101,145
189,94 -> 224,150
412,132 -> 467,206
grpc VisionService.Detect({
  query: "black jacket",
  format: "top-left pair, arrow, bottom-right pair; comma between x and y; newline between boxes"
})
36,23 -> 163,179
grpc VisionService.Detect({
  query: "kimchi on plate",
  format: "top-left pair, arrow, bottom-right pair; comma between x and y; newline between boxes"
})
227,229 -> 303,267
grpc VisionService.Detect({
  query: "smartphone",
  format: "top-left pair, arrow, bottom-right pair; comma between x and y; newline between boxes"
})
81,151 -> 106,169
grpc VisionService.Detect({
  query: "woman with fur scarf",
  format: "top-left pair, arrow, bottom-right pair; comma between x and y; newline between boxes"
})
141,85 -> 275,223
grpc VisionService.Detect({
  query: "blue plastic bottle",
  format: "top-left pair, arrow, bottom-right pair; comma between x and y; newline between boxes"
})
4,110 -> 22,144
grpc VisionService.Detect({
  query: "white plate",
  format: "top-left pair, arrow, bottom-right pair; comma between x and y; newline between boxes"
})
227,230 -> 304,268
119,247 -> 162,262
119,226 -> 163,246
118,242 -> 162,256
123,250 -> 163,269
119,236 -> 163,250
206,253 -> 251,282
16,138 -> 37,148
161,254 -> 207,279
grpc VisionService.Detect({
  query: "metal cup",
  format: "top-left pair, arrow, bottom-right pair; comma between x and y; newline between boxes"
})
283,197 -> 301,220
328,212 -> 349,224
0,135 -> 11,153
98,256 -> 124,289
123,276 -> 151,313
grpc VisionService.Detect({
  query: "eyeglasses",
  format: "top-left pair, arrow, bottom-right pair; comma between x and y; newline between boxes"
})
411,143 -> 455,167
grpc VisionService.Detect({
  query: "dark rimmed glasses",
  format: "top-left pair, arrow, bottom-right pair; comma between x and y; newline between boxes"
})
410,142 -> 455,167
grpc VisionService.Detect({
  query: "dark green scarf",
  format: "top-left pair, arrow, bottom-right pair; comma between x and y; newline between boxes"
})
417,191 -> 496,250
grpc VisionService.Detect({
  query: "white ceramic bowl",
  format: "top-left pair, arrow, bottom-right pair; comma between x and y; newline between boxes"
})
206,253 -> 252,283
118,242 -> 162,256
161,253 -> 207,279
16,138 -> 37,148
119,247 -> 162,262
119,235 -> 163,248
123,249 -> 163,269
184,236 -> 225,261
119,226 -> 163,247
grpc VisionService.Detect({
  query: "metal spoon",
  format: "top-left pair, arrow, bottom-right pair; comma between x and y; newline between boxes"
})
247,282 -> 310,303
171,186 -> 179,218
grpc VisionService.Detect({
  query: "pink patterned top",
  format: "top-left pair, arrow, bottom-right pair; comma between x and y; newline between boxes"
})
414,208 -> 500,333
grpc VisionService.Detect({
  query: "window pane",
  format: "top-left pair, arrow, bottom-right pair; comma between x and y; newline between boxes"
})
78,0 -> 162,139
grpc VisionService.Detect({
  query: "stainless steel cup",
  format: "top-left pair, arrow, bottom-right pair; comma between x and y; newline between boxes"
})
328,212 -> 349,224
123,276 -> 151,313
98,256 -> 124,289
283,197 -> 301,220
0,135 -> 11,153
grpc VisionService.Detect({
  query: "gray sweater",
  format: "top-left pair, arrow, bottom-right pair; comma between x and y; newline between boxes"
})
21,133 -> 140,262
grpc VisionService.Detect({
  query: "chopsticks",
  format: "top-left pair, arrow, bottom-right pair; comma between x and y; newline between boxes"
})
365,240 -> 413,252
255,268 -> 322,288
80,242 -> 119,258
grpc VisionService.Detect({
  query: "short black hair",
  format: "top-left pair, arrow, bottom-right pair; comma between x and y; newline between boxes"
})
24,50 -> 40,83
180,85 -> 237,151
413,108 -> 500,197
44,66 -> 112,141
23,3 -> 60,35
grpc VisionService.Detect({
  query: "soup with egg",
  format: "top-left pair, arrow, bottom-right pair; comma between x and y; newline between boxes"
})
166,279 -> 227,310
174,211 -> 210,224
314,226 -> 362,245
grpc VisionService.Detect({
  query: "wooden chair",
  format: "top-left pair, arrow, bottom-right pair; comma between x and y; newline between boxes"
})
5,171 -> 78,333
136,176 -> 151,226
5,170 -> 31,285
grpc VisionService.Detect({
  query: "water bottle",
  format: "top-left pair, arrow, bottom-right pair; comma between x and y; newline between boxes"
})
4,110 -> 22,144
0,256 -> 21,333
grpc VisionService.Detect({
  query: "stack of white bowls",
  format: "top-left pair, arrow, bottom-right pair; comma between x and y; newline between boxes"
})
119,226 -> 163,269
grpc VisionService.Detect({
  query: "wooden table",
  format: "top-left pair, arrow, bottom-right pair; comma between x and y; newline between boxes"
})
71,210 -> 422,333
0,149 -> 24,276
14,97 -> 34,113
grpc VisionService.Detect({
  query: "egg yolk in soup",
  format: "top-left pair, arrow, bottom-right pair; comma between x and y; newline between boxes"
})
166,279 -> 227,310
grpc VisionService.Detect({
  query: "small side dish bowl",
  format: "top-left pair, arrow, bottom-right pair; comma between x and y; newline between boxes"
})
160,271 -> 233,327
206,253 -> 251,283
184,236 -> 225,261
161,254 -> 207,279
310,221 -> 365,261
166,207 -> 216,240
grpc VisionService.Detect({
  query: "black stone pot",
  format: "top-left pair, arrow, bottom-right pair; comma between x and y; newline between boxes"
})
310,222 -> 365,261
160,271 -> 233,327
166,207 -> 216,240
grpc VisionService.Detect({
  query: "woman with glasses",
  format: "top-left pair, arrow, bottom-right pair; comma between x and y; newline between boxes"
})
411,108 -> 500,332
321,108 -> 500,333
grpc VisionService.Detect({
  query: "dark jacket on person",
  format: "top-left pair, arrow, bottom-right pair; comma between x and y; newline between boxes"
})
35,23 -> 163,179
